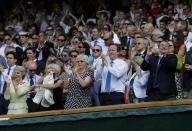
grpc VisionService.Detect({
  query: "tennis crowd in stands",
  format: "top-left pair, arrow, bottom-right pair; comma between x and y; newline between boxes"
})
0,0 -> 192,114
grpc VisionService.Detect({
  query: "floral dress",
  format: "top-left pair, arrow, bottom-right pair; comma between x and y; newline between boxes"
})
64,71 -> 93,109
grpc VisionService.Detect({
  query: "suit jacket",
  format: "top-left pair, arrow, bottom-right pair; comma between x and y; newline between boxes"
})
4,80 -> 30,114
141,54 -> 177,98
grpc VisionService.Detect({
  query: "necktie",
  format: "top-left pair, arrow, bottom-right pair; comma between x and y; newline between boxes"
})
94,40 -> 98,46
30,75 -> 34,86
153,55 -> 163,88
127,37 -> 131,46
105,60 -> 113,92
7,67 -> 11,75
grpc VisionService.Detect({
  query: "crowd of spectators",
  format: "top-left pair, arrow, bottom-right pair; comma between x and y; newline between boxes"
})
0,0 -> 192,115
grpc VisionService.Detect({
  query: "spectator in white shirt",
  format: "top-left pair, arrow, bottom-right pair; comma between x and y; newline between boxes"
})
98,44 -> 128,105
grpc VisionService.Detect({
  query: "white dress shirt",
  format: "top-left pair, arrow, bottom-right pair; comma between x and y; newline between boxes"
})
129,70 -> 150,98
99,58 -> 128,93
92,56 -> 103,81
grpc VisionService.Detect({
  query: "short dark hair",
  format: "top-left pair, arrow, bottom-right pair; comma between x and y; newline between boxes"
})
6,51 -> 17,59
69,50 -> 79,56
109,44 -> 120,52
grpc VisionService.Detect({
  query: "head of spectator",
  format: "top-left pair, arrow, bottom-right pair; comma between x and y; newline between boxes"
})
69,26 -> 78,37
92,45 -> 102,59
102,24 -> 111,34
76,54 -> 89,70
11,66 -> 25,80
71,36 -> 81,50
159,41 -> 170,55
6,51 -> 17,67
46,63 -> 61,78
31,34 -> 39,48
175,19 -> 188,31
103,32 -> 113,46
19,31 -> 29,45
46,26 -> 54,36
4,33 -> 13,46
183,29 -> 189,41
142,23 -> 154,37
57,34 -> 65,47
61,50 -> 70,63
119,46 -> 128,59
147,14 -> 156,27
38,32 -> 46,44
26,61 -> 37,77
69,50 -> 79,66
160,19 -> 169,32
135,38 -> 147,54
24,47 -> 37,61
127,25 -> 137,38
108,44 -> 120,60
78,43 -> 86,55
92,27 -> 101,40
151,28 -> 164,42
29,24 -> 38,35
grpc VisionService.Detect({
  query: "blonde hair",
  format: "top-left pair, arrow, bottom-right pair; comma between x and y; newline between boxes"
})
12,66 -> 26,79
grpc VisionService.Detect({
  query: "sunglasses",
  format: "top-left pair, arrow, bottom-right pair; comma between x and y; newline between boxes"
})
58,39 -> 65,42
74,41 -> 79,44
47,28 -> 53,31
93,49 -> 100,52
62,54 -> 67,57
136,42 -> 141,45
32,37 -> 38,39
104,38 -> 109,41
71,55 -> 77,58
29,69 -> 37,72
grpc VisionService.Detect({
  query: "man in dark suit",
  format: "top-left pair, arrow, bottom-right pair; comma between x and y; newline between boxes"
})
141,41 -> 177,101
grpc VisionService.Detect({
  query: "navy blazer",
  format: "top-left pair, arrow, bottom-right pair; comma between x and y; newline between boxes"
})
141,54 -> 177,97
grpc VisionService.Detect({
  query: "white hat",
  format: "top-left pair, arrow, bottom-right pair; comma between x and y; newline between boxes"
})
19,31 -> 28,36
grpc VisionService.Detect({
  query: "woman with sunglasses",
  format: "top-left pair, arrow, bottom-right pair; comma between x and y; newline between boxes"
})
64,54 -> 93,109
4,66 -> 30,114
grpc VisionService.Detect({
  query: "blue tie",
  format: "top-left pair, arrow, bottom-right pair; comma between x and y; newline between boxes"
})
153,55 -> 163,88
105,60 -> 113,92
94,40 -> 98,46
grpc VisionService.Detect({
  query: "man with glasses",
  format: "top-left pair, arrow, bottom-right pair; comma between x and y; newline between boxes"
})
0,33 -> 20,57
91,45 -> 103,106
24,61 -> 41,112
56,34 -> 67,57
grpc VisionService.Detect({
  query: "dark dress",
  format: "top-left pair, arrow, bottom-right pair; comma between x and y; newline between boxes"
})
64,71 -> 93,109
